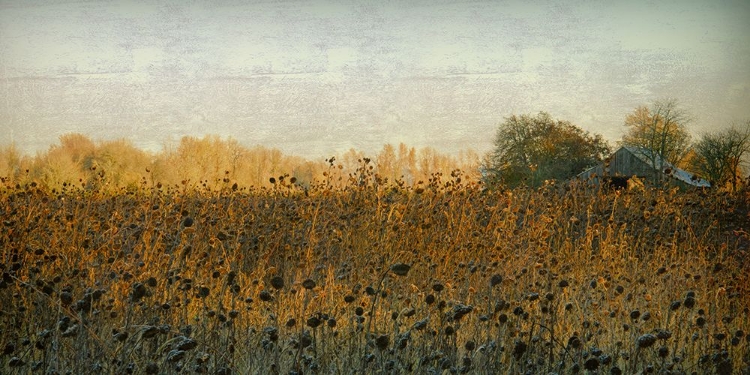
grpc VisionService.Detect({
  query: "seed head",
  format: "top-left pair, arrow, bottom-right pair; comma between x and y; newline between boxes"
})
636,334 -> 657,348
390,263 -> 411,276
425,294 -> 435,305
684,296 -> 696,309
658,345 -> 669,358
512,339 -> 527,360
584,357 -> 599,371
270,276 -> 284,290
490,274 -> 503,287
444,325 -> 455,336
656,329 -> 672,340
182,217 -> 194,228
568,335 -> 582,349
306,315 -> 322,328
451,304 -> 473,321
259,290 -> 273,302
375,334 -> 389,350
302,279 -> 316,290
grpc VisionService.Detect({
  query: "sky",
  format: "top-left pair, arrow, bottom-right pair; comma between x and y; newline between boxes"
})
1,0 -> 749,160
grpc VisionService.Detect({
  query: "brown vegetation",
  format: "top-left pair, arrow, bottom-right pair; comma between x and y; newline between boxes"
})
0,158 -> 748,374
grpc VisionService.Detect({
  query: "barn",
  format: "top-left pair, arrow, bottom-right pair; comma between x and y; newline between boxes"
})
577,146 -> 710,189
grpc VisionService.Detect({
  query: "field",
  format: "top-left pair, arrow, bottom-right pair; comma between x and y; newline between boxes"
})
1,164 -> 749,374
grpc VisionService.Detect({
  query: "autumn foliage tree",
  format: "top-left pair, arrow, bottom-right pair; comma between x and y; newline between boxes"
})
31,133 -> 96,188
153,135 -> 323,189
368,143 -> 480,186
0,143 -> 26,184
621,99 -> 692,184
1,134 -> 481,191
485,112 -> 610,187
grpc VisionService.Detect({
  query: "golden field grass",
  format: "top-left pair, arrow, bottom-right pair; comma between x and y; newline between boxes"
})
1,164 -> 748,374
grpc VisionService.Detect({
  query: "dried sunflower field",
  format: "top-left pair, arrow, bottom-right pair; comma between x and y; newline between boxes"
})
1,162 -> 748,375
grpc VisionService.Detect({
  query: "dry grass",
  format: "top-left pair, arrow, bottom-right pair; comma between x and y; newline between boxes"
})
1,163 -> 748,374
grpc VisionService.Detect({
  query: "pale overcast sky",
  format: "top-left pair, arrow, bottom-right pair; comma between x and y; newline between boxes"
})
1,0 -> 749,159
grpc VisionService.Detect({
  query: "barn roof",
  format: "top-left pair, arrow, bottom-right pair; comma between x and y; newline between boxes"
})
622,146 -> 711,188
577,146 -> 711,188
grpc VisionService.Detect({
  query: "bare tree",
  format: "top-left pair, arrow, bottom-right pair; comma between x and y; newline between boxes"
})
692,122 -> 750,192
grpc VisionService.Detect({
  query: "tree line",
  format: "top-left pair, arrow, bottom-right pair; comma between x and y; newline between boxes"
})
0,134 -> 481,191
2,100 -> 747,192
484,99 -> 750,191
